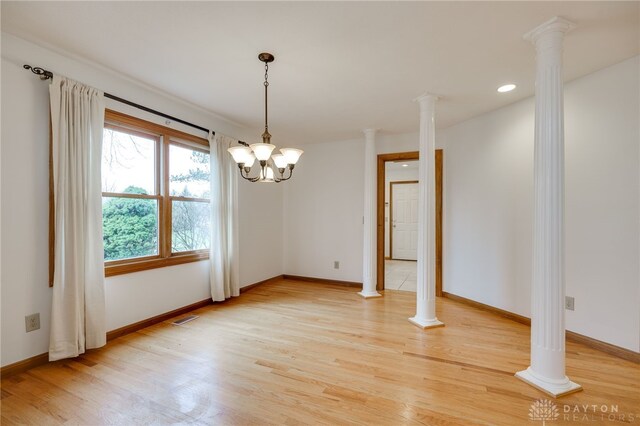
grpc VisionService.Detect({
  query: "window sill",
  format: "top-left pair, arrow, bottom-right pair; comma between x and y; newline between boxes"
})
105,252 -> 209,277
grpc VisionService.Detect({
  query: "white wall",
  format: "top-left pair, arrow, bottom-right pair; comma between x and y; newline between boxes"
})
440,56 -> 640,352
283,139 -> 365,282
238,179 -> 283,286
1,34 -> 284,367
384,166 -> 419,257
378,132 -> 420,155
283,132 -> 436,282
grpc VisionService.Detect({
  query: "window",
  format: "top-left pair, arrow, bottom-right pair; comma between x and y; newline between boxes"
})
169,143 -> 211,253
101,110 -> 210,276
102,126 -> 159,262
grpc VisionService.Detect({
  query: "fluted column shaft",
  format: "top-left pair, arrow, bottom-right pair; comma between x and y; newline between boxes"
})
531,26 -> 567,381
409,94 -> 443,329
359,128 -> 381,298
516,16 -> 581,398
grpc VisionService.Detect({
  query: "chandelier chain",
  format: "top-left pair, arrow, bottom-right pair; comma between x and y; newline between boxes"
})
264,62 -> 269,132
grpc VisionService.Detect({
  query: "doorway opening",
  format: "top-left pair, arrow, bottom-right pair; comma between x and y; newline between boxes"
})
386,161 -> 418,291
376,150 -> 443,294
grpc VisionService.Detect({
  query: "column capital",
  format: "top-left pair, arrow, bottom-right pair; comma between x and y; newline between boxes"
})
523,16 -> 576,44
362,128 -> 378,139
414,92 -> 439,107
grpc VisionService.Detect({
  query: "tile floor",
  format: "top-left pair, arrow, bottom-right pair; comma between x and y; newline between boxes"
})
384,259 -> 417,292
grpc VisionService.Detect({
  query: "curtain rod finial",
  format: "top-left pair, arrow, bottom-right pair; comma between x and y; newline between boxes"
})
23,64 -> 53,80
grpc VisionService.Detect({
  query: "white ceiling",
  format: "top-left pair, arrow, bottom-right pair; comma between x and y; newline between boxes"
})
2,2 -> 638,144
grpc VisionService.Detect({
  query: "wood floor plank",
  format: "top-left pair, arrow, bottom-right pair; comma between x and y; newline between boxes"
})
2,279 -> 639,425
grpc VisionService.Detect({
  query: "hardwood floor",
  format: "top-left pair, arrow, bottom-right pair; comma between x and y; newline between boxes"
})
2,279 -> 639,425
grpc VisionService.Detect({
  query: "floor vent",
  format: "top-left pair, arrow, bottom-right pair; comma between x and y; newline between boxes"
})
172,315 -> 199,326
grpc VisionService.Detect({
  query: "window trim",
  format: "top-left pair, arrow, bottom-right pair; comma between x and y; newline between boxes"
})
49,109 -> 211,284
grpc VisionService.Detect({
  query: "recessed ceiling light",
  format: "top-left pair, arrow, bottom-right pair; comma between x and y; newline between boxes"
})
497,84 -> 516,93
402,164 -> 409,167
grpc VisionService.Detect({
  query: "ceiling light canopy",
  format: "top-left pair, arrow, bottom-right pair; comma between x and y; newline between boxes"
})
228,53 -> 303,183
497,83 -> 516,93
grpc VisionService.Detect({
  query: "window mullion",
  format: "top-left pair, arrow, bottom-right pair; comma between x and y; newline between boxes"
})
161,133 -> 172,258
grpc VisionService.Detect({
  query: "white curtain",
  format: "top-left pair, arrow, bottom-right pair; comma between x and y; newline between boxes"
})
209,133 -> 240,301
49,75 -> 106,361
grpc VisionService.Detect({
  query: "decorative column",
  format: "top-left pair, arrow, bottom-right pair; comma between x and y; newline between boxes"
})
409,93 -> 443,329
515,16 -> 581,398
359,128 -> 382,298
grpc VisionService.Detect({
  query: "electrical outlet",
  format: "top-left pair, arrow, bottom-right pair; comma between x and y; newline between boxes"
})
334,261 -> 340,269
25,313 -> 40,332
565,296 -> 575,311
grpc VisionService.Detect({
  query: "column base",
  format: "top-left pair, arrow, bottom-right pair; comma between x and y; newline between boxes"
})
358,291 -> 382,299
515,367 -> 582,398
408,316 -> 444,329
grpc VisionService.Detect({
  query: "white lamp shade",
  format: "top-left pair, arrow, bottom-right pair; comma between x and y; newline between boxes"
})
271,154 -> 288,169
250,143 -> 276,161
228,146 -> 252,164
280,148 -> 304,165
244,153 -> 256,168
259,166 -> 275,182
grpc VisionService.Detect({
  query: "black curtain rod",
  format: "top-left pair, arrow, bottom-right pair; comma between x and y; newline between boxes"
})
103,92 -> 210,134
23,64 -> 218,137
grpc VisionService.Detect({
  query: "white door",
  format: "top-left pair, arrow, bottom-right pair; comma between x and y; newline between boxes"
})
392,182 -> 418,260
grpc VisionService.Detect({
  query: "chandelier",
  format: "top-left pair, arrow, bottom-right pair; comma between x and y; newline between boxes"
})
228,53 -> 303,183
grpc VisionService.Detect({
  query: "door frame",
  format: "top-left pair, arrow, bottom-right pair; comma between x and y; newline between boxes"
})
376,150 -> 443,295
389,180 -> 419,261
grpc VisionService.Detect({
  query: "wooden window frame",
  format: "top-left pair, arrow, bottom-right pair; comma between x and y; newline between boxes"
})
49,109 -> 211,284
